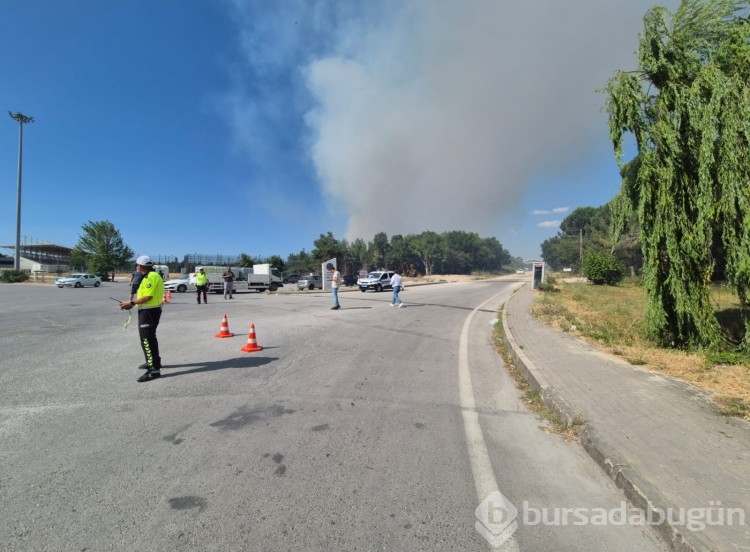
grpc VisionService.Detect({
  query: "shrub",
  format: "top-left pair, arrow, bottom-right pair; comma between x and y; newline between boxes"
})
0,270 -> 29,283
536,281 -> 558,292
582,251 -> 625,285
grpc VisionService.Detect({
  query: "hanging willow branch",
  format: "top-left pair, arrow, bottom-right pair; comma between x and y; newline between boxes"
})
605,0 -> 750,348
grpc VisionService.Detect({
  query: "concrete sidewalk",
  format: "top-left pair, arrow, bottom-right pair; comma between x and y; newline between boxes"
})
502,285 -> 750,552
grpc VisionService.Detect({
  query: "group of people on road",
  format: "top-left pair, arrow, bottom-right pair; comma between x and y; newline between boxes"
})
328,265 -> 405,310
120,259 -> 406,383
194,265 -> 235,304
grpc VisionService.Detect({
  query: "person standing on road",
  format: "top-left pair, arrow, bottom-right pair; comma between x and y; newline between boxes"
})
223,265 -> 235,300
129,265 -> 144,303
328,263 -> 340,310
120,255 -> 164,382
195,267 -> 209,304
390,270 -> 405,308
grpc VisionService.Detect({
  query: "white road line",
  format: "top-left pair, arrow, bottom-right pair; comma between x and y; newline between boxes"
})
459,289 -> 521,551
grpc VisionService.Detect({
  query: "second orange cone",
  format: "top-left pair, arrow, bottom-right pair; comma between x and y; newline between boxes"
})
241,323 -> 263,352
215,314 -> 235,338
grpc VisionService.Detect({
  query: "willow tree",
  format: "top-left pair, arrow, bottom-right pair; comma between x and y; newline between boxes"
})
605,0 -> 750,348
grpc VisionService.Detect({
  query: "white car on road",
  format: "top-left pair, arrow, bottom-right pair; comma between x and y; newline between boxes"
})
358,271 -> 395,292
163,273 -> 196,293
55,273 -> 101,288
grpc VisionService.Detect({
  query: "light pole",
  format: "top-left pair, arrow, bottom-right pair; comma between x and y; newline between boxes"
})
8,111 -> 34,271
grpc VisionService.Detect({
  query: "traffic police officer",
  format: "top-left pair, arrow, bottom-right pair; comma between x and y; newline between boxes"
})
121,255 -> 164,382
195,267 -> 209,304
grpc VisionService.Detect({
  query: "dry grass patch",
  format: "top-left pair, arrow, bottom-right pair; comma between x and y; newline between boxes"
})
492,321 -> 584,440
531,280 -> 750,421
407,273 -> 498,284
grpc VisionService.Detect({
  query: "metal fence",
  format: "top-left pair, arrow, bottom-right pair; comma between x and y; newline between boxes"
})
181,254 -> 243,273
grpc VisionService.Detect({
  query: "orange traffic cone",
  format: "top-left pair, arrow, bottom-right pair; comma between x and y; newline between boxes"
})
167,290 -> 173,301
240,323 -> 263,352
215,314 -> 234,338
162,292 -> 169,304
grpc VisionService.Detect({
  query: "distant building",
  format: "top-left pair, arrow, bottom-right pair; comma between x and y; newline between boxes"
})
0,240 -> 73,272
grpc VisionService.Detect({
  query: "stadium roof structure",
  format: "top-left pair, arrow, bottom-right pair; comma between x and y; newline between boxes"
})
1,242 -> 73,264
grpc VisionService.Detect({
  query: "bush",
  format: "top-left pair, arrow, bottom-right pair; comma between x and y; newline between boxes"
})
0,270 -> 30,283
536,281 -> 558,292
582,251 -> 625,285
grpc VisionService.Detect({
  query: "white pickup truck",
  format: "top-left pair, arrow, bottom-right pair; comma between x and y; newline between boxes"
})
163,269 -> 241,294
194,264 -> 284,294
244,264 -> 284,292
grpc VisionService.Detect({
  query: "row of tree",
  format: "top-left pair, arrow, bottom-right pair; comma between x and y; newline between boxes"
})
540,204 -> 641,274
70,222 -> 515,280
298,231 -> 513,277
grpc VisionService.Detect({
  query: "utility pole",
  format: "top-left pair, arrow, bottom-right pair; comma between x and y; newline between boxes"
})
579,228 -> 583,264
8,111 -> 35,271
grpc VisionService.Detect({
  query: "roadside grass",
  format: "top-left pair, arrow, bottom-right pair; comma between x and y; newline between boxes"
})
530,279 -> 750,421
493,318 -> 584,440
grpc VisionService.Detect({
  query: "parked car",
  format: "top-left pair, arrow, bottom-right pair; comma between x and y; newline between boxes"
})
297,275 -> 323,290
515,269 -> 526,274
163,273 -> 196,293
55,273 -> 101,288
283,273 -> 301,284
342,274 -> 358,287
358,271 -> 395,292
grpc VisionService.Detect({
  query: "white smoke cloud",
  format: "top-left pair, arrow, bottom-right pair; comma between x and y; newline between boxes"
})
227,0 -> 681,245
302,0 -> 681,242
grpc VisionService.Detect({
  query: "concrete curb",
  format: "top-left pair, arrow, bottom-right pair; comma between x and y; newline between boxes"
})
500,287 -> 713,552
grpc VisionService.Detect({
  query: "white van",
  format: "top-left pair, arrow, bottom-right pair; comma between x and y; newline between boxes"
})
152,265 -> 170,280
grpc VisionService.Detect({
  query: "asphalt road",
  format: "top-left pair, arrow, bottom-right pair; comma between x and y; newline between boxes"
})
0,279 -> 667,551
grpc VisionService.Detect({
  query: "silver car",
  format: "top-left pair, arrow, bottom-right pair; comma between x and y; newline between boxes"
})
297,275 -> 323,290
55,273 -> 102,288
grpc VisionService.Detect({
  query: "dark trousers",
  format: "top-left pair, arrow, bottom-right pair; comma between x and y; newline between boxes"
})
197,285 -> 208,303
138,307 -> 162,370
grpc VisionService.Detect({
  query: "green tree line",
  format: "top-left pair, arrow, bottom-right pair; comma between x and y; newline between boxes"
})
71,222 -> 512,279
298,230 -> 512,276
540,203 -> 641,273
229,229 -> 511,277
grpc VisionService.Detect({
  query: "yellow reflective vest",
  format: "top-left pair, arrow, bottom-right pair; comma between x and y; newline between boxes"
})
137,271 -> 165,308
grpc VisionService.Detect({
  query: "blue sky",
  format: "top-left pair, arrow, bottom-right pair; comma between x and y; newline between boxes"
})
0,0 -> 680,263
